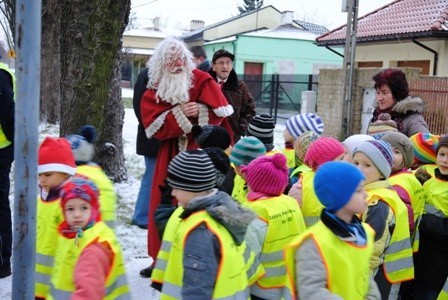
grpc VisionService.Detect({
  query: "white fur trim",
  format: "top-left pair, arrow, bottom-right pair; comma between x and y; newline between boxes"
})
213,104 -> 234,117
38,164 -> 76,176
172,105 -> 193,134
197,103 -> 209,126
145,110 -> 170,139
178,135 -> 188,152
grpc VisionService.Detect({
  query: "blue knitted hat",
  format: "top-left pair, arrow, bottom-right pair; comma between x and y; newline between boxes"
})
314,161 -> 365,212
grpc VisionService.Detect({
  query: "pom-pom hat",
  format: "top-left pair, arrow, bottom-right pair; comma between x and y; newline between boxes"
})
167,150 -> 216,192
314,161 -> 365,213
353,140 -> 393,179
38,137 -> 77,175
66,125 -> 97,164
241,153 -> 289,199
304,137 -> 346,171
367,113 -> 398,139
285,113 -> 324,139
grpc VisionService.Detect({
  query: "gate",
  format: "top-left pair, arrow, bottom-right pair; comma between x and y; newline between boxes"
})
241,74 -> 318,123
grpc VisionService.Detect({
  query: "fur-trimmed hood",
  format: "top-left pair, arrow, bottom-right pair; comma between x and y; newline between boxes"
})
180,190 -> 256,245
393,96 -> 425,115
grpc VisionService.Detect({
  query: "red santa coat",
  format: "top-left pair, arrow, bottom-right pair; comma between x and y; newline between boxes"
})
140,69 -> 234,259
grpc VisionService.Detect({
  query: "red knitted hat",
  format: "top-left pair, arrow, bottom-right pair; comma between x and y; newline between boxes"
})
38,137 -> 76,175
241,153 -> 289,199
304,137 -> 346,171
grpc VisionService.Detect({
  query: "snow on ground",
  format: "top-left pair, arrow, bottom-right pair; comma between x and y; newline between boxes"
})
0,89 -> 286,299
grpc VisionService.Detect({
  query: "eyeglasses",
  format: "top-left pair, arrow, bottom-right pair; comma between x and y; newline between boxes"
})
215,60 -> 233,66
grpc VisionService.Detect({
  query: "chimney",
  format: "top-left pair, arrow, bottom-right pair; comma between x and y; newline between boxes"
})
280,11 -> 294,25
153,17 -> 160,31
190,20 -> 204,31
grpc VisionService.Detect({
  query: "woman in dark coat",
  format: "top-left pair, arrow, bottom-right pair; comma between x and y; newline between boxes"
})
368,68 -> 429,137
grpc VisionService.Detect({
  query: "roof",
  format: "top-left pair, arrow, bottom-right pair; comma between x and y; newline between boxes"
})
243,24 -> 318,41
316,0 -> 448,46
295,20 -> 329,35
124,27 -> 186,38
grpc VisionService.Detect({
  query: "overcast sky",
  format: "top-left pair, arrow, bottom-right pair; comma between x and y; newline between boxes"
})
131,0 -> 393,30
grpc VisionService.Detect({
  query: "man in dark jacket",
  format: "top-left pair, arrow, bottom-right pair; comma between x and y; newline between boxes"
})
189,45 -> 211,72
0,61 -> 14,278
131,67 -> 161,231
209,49 -> 256,142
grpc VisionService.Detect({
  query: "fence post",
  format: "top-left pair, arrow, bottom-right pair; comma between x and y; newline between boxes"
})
308,74 -> 313,91
269,74 -> 275,116
273,74 -> 280,123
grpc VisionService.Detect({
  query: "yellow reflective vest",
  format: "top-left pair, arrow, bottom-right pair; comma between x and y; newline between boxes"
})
152,206 -> 264,286
76,164 -> 117,227
48,221 -> 130,299
0,62 -> 15,148
244,194 -> 306,292
232,173 -> 248,204
35,196 -> 64,299
424,176 -> 448,217
282,148 -> 296,169
389,171 -> 426,252
439,277 -> 448,300
365,185 -> 414,283
301,170 -> 325,227
160,210 -> 250,299
284,221 -> 375,300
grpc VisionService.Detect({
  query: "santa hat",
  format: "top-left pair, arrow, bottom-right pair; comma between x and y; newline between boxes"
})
38,137 -> 76,175
66,125 -> 97,164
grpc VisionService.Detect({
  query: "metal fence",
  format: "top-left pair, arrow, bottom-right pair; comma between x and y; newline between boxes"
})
239,74 -> 318,123
409,77 -> 448,135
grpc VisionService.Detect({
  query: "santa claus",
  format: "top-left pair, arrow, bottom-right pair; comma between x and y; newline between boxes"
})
140,37 -> 233,276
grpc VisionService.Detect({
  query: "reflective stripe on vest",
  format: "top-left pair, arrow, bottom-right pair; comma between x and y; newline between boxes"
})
284,221 -> 375,299
301,170 -> 325,227
367,187 -> 414,283
0,62 -> 15,148
48,221 -> 130,300
161,210 -> 250,299
76,164 -> 117,225
35,197 -> 64,298
245,194 -> 306,290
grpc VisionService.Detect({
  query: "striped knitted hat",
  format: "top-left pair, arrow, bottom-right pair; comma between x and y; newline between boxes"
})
285,113 -> 324,139
294,131 -> 320,164
229,136 -> 266,166
167,150 -> 216,192
353,140 -> 394,179
410,132 -> 439,164
247,114 -> 275,151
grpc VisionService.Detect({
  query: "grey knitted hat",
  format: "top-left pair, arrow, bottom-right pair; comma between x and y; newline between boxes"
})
381,132 -> 414,169
167,150 -> 216,192
353,140 -> 393,179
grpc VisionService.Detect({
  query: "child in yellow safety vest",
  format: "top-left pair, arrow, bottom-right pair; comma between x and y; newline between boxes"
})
152,150 -> 258,299
284,161 -> 380,299
241,153 -> 306,299
48,175 -> 130,299
413,136 -> 448,299
67,125 -> 117,228
353,140 -> 414,300
229,136 -> 266,204
35,137 -> 77,299
288,137 -> 348,228
381,132 -> 425,240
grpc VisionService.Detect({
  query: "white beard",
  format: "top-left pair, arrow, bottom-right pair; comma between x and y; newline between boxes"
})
156,69 -> 191,105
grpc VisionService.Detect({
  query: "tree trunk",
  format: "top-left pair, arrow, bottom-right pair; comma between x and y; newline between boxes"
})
59,0 -> 130,182
40,0 -> 61,124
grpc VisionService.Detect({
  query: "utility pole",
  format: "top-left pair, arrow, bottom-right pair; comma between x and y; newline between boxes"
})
13,0 -> 41,298
341,0 -> 359,139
